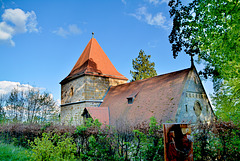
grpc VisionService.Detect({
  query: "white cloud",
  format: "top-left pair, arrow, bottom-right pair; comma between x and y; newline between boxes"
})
26,11 -> 38,33
0,81 -> 41,95
53,27 -> 68,37
147,0 -> 169,5
121,0 -> 127,5
130,6 -> 168,28
53,24 -> 82,37
0,8 -> 38,46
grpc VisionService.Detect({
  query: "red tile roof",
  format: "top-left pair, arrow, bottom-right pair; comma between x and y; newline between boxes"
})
100,68 -> 191,126
60,38 -> 128,84
85,107 -> 109,125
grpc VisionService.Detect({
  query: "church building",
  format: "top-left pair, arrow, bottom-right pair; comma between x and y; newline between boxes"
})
60,35 -> 215,126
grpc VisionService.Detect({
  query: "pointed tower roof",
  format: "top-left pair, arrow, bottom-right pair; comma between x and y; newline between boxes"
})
60,37 -> 128,84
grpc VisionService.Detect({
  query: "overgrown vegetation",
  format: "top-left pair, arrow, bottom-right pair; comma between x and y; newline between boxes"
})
27,133 -> 76,161
168,0 -> 240,123
0,142 -> 31,161
1,118 -> 239,160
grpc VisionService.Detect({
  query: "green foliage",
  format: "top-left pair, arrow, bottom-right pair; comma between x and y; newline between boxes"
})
122,117 -> 164,161
41,122 -> 52,131
27,132 -> 77,161
0,142 -> 31,161
1,119 -> 240,160
130,49 -> 157,81
213,78 -> 240,124
75,118 -> 116,160
75,118 -> 101,135
145,117 -> 164,160
74,117 -> 164,160
193,122 -> 240,161
168,0 -> 240,122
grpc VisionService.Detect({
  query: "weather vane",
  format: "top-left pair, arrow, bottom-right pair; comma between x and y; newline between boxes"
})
92,32 -> 94,38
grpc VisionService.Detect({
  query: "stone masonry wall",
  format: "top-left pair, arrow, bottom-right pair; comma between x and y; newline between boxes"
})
84,76 -> 127,100
61,75 -> 127,125
175,70 -> 214,123
61,102 -> 99,125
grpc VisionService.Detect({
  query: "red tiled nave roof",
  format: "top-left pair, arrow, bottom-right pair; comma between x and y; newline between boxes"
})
100,68 -> 191,126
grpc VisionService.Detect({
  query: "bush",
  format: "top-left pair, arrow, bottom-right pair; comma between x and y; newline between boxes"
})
74,117 -> 164,160
1,118 -> 239,160
193,121 -> 240,161
0,122 -> 76,148
27,133 -> 77,161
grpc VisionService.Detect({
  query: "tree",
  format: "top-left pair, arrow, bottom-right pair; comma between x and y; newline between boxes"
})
0,94 -> 6,121
168,0 -> 240,122
130,49 -> 157,81
5,88 -> 58,123
25,89 -> 57,123
6,88 -> 25,121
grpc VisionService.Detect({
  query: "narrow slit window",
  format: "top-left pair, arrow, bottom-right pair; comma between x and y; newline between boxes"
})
185,105 -> 188,112
70,87 -> 74,96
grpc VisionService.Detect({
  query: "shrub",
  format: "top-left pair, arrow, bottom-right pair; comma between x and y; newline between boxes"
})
0,122 -> 76,148
1,118 -> 239,160
193,121 -> 240,161
27,132 -> 77,161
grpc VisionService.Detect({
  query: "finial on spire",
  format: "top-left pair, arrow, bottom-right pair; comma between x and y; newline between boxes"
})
191,54 -> 194,68
92,32 -> 94,38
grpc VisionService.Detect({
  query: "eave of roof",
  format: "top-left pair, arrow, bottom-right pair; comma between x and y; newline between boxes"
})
60,38 -> 128,85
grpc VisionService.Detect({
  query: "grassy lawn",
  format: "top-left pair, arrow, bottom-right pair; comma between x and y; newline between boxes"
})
0,141 -> 31,161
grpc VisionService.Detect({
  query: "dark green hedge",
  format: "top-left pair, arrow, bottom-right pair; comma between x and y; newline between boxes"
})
0,119 -> 239,160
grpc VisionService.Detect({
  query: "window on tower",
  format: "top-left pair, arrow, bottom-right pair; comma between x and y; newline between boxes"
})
70,87 -> 74,96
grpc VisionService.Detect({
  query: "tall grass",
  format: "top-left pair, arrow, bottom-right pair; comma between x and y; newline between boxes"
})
0,141 -> 31,161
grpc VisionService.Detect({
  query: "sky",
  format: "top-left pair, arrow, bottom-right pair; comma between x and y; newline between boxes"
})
0,0 -> 213,103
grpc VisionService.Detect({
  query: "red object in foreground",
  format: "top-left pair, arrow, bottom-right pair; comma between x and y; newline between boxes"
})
163,123 -> 193,161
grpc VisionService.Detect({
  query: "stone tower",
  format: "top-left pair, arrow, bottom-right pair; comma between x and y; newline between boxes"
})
60,36 -> 128,125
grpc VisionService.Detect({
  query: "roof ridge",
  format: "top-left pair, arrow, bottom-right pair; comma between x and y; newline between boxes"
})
85,38 -> 94,72
111,67 -> 192,88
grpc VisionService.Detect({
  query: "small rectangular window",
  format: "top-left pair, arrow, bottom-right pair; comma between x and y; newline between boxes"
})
127,98 -> 133,104
127,91 -> 139,104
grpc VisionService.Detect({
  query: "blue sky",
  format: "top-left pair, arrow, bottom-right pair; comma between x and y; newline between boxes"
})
0,0 -> 213,103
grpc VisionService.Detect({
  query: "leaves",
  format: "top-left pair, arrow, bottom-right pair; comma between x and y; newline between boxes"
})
130,49 -> 157,81
28,132 -> 77,161
168,0 -> 240,122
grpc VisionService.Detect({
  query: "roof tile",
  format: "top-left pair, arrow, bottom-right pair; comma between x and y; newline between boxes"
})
60,38 -> 128,84
85,107 -> 109,125
100,68 -> 191,126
